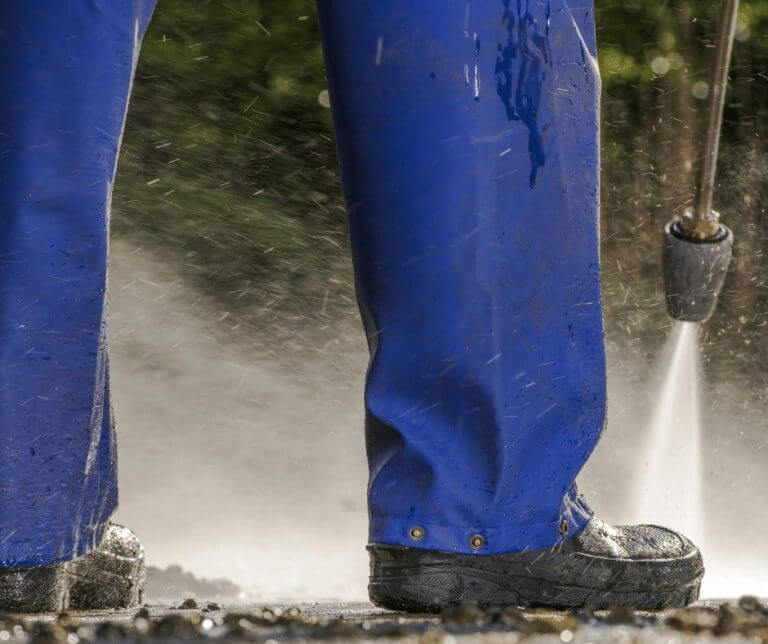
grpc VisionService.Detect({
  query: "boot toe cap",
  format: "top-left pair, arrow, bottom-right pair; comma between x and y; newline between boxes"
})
620,524 -> 698,560
67,522 -> 146,610
573,519 -> 699,560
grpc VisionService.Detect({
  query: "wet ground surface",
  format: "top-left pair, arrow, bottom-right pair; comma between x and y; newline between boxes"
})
3,598 -> 768,643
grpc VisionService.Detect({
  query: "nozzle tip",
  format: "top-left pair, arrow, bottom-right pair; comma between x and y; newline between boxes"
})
662,220 -> 733,323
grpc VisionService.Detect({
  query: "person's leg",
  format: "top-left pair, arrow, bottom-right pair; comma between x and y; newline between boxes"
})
316,0 -> 703,610
0,0 -> 155,610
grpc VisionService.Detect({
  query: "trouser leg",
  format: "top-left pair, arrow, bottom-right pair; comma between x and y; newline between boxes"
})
0,0 -> 156,568
317,1 -> 605,554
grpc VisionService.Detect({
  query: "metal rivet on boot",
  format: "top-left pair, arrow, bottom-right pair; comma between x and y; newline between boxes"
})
559,519 -> 569,537
409,526 -> 425,541
470,534 -> 485,549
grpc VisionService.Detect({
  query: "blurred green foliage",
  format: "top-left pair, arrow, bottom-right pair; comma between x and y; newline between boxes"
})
113,0 -> 768,387
115,0 -> 345,318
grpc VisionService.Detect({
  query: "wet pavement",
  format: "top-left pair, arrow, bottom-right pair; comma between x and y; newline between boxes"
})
3,599 -> 768,643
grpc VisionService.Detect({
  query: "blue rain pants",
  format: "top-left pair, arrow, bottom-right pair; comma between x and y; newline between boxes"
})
316,0 -> 605,554
0,0 -> 604,568
0,1 -> 156,568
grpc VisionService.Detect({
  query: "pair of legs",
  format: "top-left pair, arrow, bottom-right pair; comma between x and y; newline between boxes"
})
0,1 -> 701,611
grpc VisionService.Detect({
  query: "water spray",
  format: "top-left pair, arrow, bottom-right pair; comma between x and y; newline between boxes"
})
662,0 -> 738,322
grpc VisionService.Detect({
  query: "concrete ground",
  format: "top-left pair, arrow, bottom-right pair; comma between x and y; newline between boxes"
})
4,599 -> 768,643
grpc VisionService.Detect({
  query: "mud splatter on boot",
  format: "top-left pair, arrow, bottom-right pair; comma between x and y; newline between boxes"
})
68,523 -> 145,610
0,523 -> 144,613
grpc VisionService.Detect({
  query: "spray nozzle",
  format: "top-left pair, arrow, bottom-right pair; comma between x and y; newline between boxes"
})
662,214 -> 733,323
660,0 -> 740,324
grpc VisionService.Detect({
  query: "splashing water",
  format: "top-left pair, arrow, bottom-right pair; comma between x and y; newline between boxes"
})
633,323 -> 705,549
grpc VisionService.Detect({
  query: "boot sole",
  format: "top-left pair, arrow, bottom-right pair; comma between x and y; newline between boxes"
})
368,544 -> 703,612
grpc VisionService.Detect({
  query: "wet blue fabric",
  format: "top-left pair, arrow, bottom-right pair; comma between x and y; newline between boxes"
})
0,1 -> 156,568
317,1 -> 606,554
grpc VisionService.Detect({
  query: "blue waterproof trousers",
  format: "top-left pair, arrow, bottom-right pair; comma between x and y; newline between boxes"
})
316,0 -> 604,554
0,2 -> 156,567
0,0 -> 604,567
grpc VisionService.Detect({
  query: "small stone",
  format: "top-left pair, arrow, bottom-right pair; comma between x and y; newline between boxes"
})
178,597 -> 198,609
94,622 -> 129,641
151,614 -> 201,638
29,623 -> 68,644
440,603 -> 486,627
712,604 -> 738,636
738,595 -> 760,613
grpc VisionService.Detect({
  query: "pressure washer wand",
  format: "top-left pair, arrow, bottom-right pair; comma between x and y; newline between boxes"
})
662,0 -> 738,322
687,0 -> 741,240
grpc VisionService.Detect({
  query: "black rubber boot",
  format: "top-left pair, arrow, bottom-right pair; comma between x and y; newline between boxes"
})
68,523 -> 146,610
0,523 -> 145,612
368,519 -> 704,612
